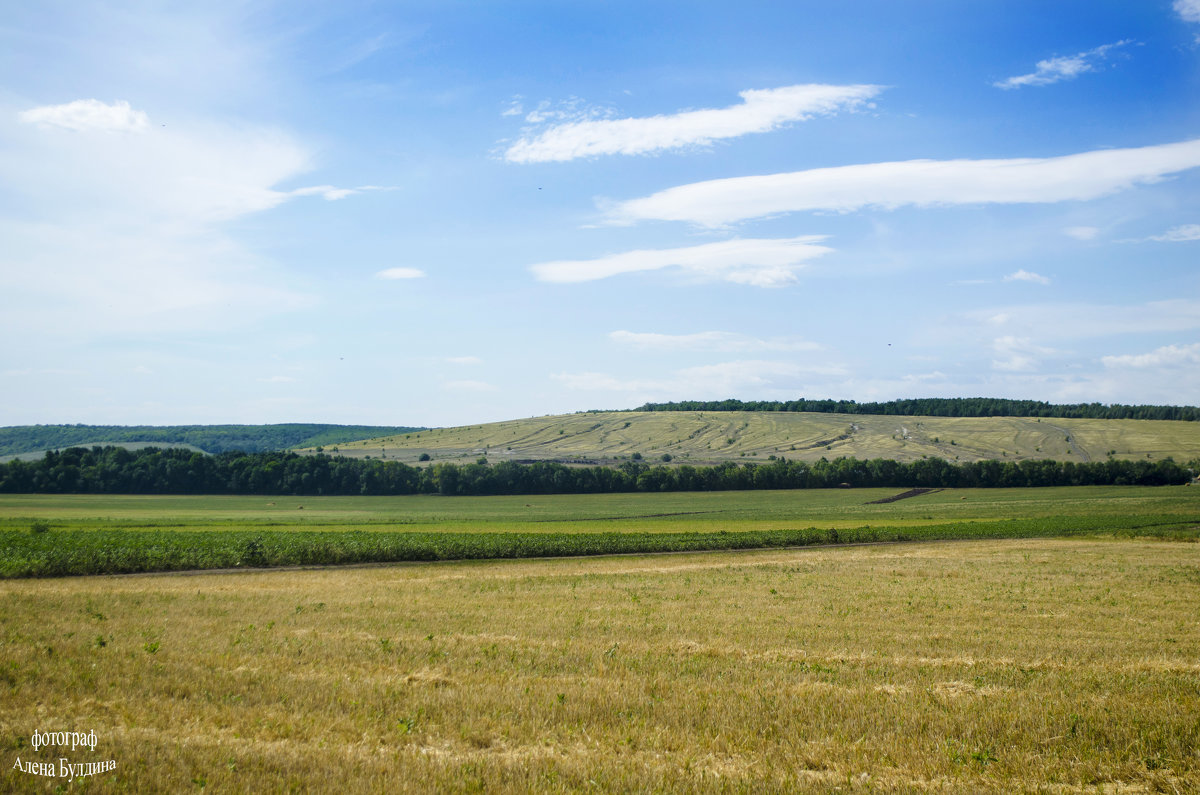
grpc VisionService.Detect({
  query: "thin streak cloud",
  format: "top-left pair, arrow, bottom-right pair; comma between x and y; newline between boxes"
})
504,84 -> 882,163
609,330 -> 821,353
18,99 -> 149,132
1148,224 -> 1200,242
605,139 -> 1200,227
1102,342 -> 1200,368
994,40 -> 1133,89
1004,270 -> 1051,285
376,267 -> 426,279
529,236 -> 832,287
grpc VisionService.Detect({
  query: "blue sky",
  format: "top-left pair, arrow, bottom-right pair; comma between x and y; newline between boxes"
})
2,1 -> 1199,427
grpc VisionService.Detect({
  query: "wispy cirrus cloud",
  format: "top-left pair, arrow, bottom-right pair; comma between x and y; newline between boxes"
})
610,330 -> 820,353
17,98 -> 149,132
290,184 -> 394,201
1004,269 -> 1051,285
504,84 -> 882,163
605,139 -> 1200,227
962,299 -> 1200,340
994,40 -> 1133,89
1176,0 -> 1200,23
1102,342 -> 1200,368
991,336 -> 1060,372
13,99 -> 380,224
529,236 -> 832,287
2,98 -> 379,336
376,267 -> 426,279
1064,226 -> 1100,240
1147,224 -> 1200,242
553,359 -> 847,397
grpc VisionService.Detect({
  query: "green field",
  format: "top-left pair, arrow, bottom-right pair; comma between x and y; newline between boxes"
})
3,486 -> 1198,532
2,487 -> 1197,577
311,410 -> 1200,466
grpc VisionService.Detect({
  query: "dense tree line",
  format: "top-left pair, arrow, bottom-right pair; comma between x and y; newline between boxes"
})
0,423 -> 424,457
635,398 -> 1200,422
0,446 -> 1192,497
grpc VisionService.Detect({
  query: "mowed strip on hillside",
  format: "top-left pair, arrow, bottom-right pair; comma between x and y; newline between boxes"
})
309,411 -> 1200,466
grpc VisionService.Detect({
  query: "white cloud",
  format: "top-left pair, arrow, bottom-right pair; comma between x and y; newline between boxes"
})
1147,224 -> 1200,242
18,99 -> 149,133
529,236 -> 832,287
520,96 -> 603,125
0,98 -> 386,337
609,330 -> 820,353
290,184 -> 395,201
991,336 -> 1059,372
0,221 -> 314,335
994,40 -> 1133,89
1102,342 -> 1200,368
604,139 -> 1200,227
376,267 -> 426,279
960,299 -> 1200,340
8,102 -> 312,224
258,375 -> 298,383
1003,269 -> 1051,285
504,84 -> 882,163
1176,0 -> 1200,23
554,359 -> 848,397
446,356 -> 483,365
1064,226 -> 1100,240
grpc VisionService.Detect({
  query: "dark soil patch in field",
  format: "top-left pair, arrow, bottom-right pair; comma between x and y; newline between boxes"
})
866,488 -> 944,504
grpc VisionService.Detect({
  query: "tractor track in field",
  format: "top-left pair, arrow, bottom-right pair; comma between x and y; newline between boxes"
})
1043,422 -> 1091,462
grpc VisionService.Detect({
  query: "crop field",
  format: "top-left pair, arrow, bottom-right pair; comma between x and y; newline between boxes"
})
2,487 -> 1198,577
309,410 -> 1200,466
2,534 -> 1198,792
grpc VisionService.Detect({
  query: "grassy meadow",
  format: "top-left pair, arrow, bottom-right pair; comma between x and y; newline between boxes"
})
310,410 -> 1200,466
3,485 -> 1199,533
2,536 -> 1198,792
2,487 -> 1198,576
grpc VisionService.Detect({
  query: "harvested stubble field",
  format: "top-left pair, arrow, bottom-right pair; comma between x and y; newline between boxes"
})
1,536 -> 1198,792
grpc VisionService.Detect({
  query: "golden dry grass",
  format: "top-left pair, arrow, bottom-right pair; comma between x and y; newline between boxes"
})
2,538 -> 1199,792
314,411 -> 1200,466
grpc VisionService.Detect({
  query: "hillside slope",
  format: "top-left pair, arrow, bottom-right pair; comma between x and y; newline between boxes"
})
313,411 -> 1200,466
0,424 -> 424,458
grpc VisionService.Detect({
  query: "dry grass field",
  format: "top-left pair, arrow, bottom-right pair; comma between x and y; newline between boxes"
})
313,411 -> 1200,467
3,537 -> 1198,792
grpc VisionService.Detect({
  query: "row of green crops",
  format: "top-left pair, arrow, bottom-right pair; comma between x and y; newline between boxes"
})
2,515 -> 1196,578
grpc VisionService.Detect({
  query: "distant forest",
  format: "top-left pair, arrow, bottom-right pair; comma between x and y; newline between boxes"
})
0,424 -> 424,457
0,446 -> 1192,497
636,398 -> 1200,422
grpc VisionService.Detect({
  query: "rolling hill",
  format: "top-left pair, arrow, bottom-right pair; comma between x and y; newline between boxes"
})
0,423 -> 425,460
307,410 -> 1200,466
